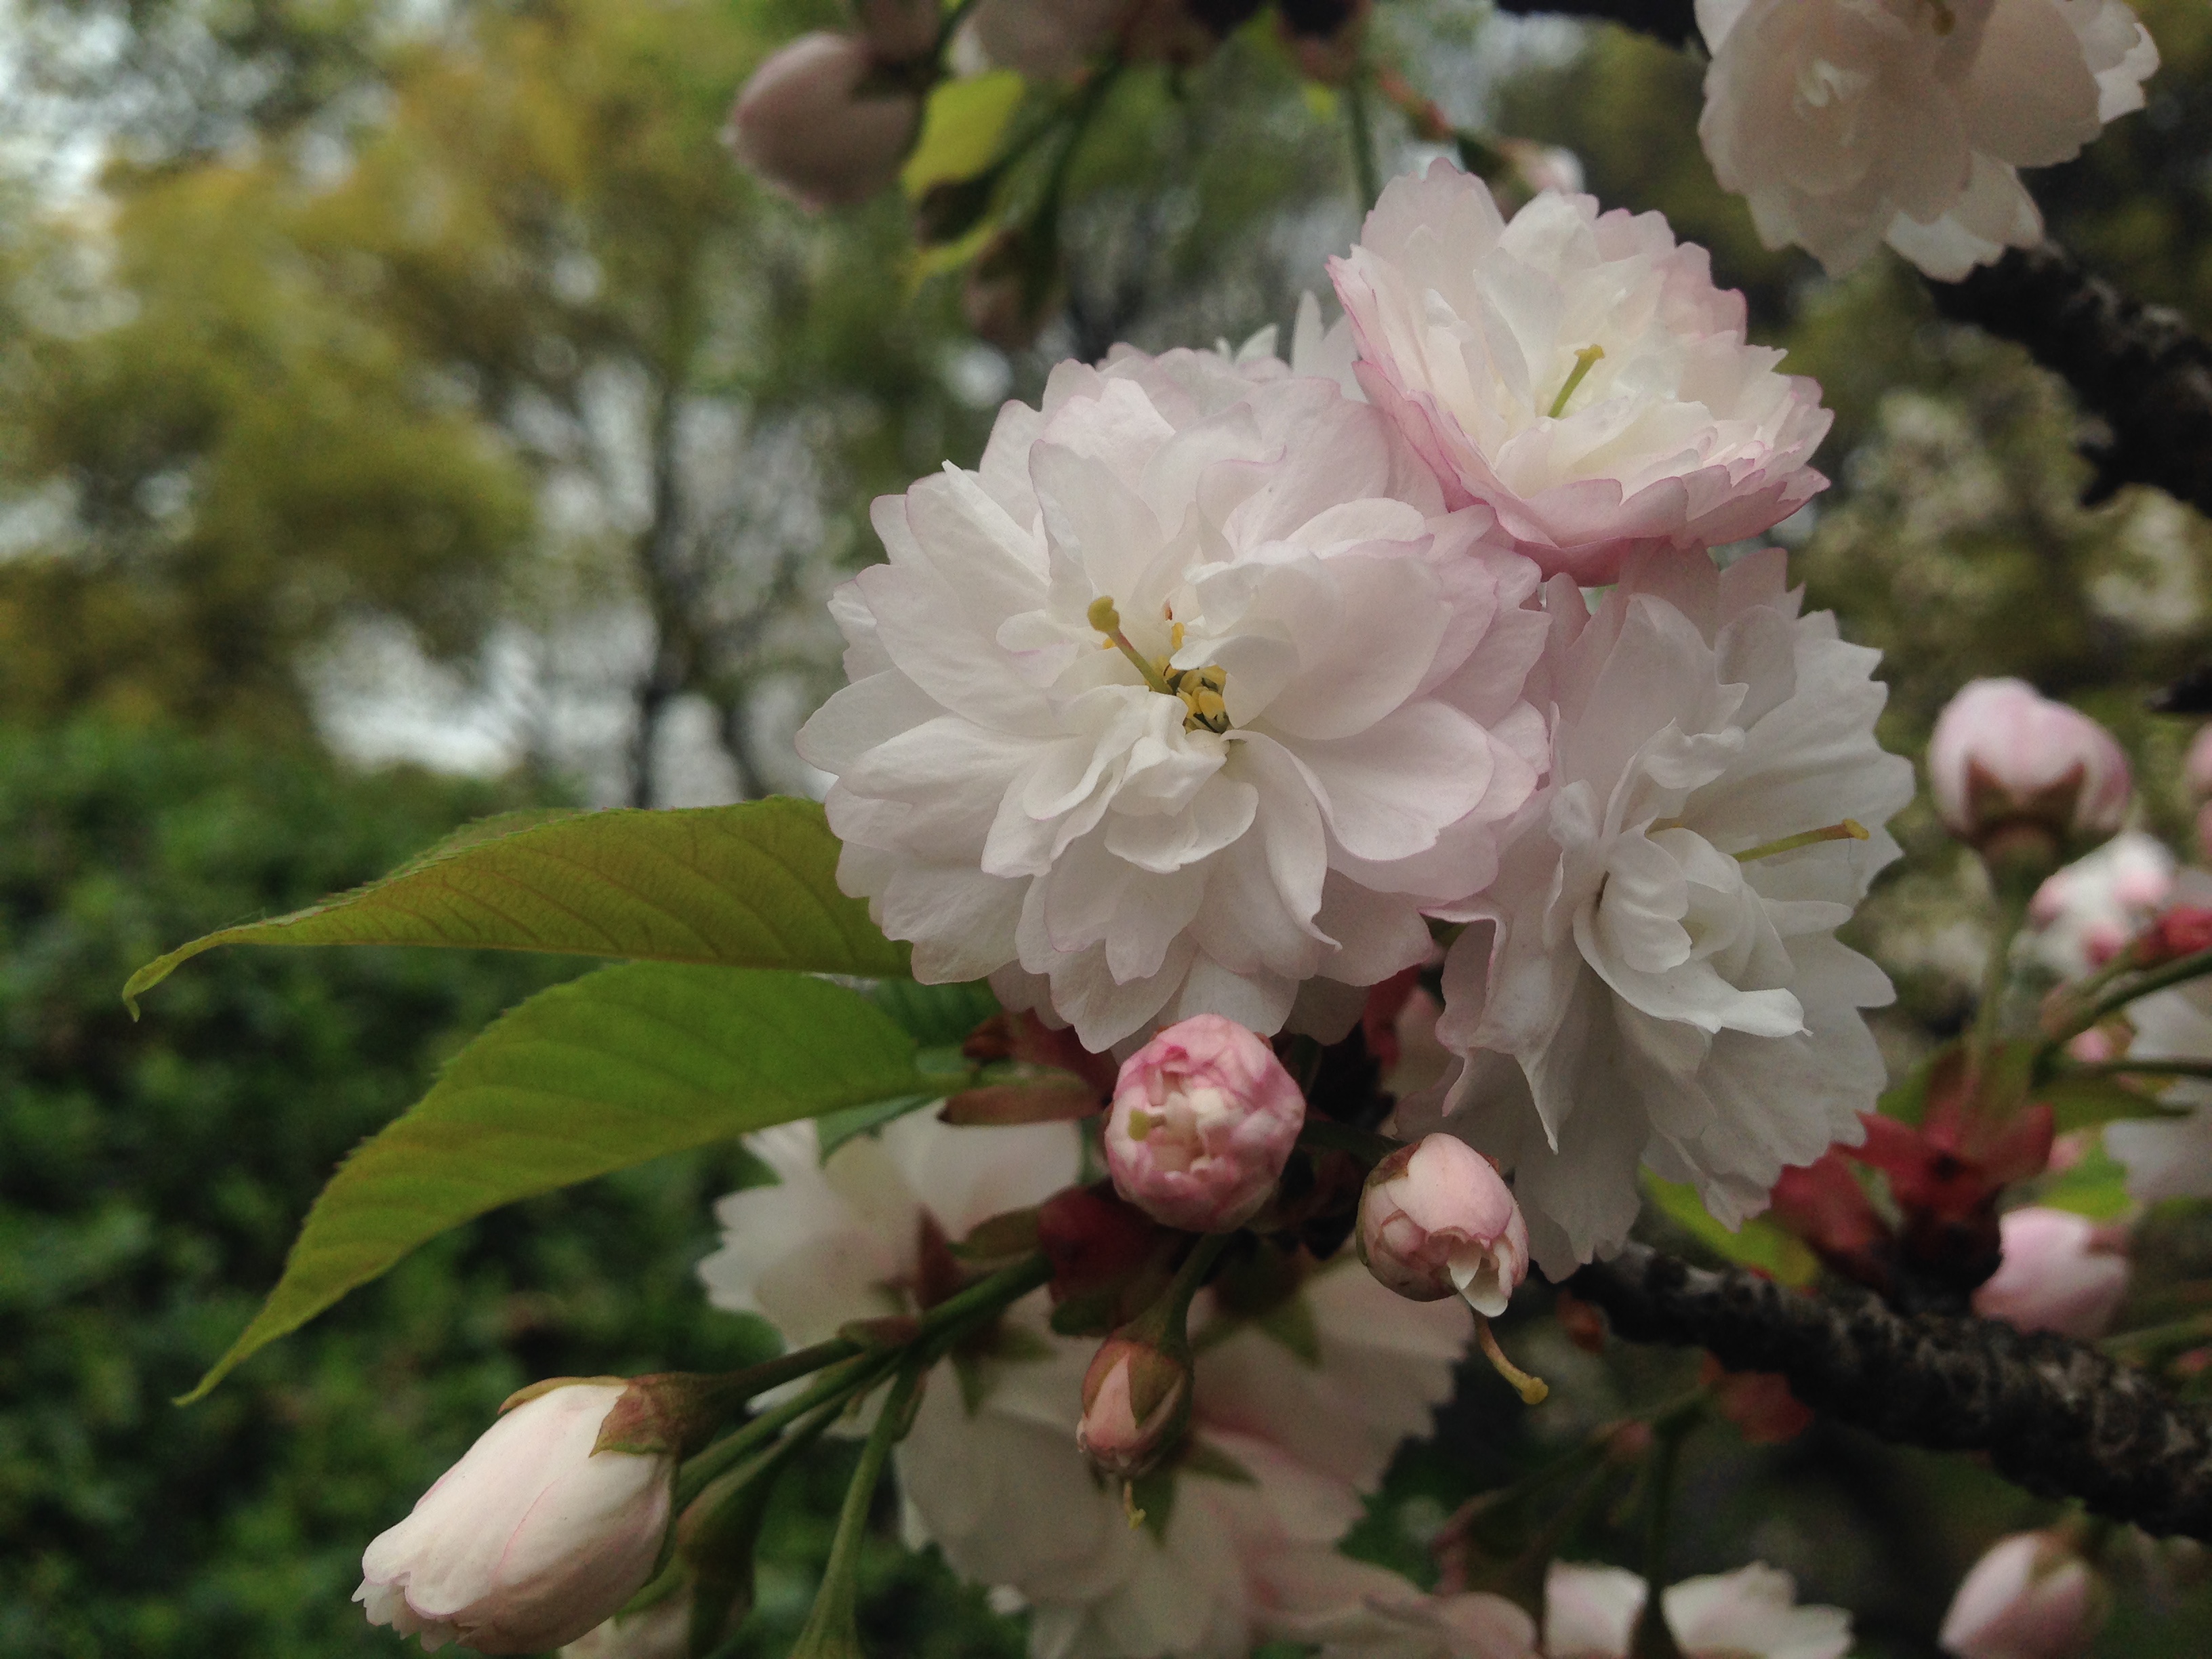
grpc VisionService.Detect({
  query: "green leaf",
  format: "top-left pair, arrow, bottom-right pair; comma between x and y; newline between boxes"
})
1642,1174 -> 1820,1288
125,797 -> 905,1009
901,71 -> 1025,195
180,964 -> 932,1401
2038,1071 -> 2191,1132
2034,1139 -> 2135,1221
867,978 -> 1000,1046
814,1093 -> 941,1165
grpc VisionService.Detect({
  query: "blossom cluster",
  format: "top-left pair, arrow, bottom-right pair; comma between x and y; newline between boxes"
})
806,159 -> 1912,1273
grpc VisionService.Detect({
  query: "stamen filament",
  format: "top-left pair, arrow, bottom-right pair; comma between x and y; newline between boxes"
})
1547,344 -> 1606,419
1088,596 -> 1176,697
1477,1316 -> 1549,1406
1734,819 -> 1870,863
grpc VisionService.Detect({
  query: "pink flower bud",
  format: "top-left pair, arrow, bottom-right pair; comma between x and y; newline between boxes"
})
724,34 -> 920,210
356,1382 -> 674,1654
1104,1015 -> 1305,1233
1076,1334 -> 1193,1479
1928,680 -> 2131,855
1939,1532 -> 2104,1659
1356,1134 -> 1528,1314
1971,1208 -> 2130,1340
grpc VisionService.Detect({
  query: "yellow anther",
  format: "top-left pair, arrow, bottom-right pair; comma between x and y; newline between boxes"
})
1171,621 -> 1186,651
1547,344 -> 1606,419
1126,1109 -> 1156,1142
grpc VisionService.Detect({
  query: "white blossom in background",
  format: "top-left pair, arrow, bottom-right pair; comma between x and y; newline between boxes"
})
800,344 -> 1551,1050
1695,0 -> 2159,279
1406,546 -> 1912,1275
1330,163 -> 1832,587
703,1115 -> 1475,1659
2103,974 -> 2212,1202
2025,830 -> 2177,979
1544,1561 -> 1852,1659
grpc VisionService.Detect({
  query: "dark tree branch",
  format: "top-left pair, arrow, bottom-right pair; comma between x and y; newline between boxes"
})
1925,243 -> 2212,515
1569,1243 -> 2212,1539
1492,0 -> 1699,47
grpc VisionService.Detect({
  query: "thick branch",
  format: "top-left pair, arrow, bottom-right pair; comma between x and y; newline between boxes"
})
1570,1243 -> 2212,1538
1927,244 -> 2212,514
1492,0 -> 1698,47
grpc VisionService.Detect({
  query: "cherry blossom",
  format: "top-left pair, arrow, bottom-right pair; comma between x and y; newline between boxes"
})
1695,0 -> 2158,279
1105,1015 -> 1306,1231
2026,830 -> 2177,978
724,34 -> 920,209
798,343 -> 1549,1050
1544,1561 -> 1851,1659
1971,1206 -> 2130,1339
1407,546 -> 1912,1275
1330,163 -> 1832,586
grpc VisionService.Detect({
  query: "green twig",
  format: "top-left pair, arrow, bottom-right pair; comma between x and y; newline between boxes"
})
1347,77 -> 1382,213
2043,947 -> 2212,1055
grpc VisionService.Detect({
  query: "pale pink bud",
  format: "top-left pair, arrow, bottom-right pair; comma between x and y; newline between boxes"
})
1357,1134 -> 1528,1315
1076,1334 -> 1192,1479
1928,680 -> 2131,853
1939,1532 -> 2104,1659
356,1382 -> 674,1654
1104,1015 -> 1305,1233
724,34 -> 920,209
2187,725 -> 2212,802
1971,1208 -> 2130,1340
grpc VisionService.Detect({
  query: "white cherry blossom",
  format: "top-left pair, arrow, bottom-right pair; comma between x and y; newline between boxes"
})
1545,1561 -> 1852,1659
1696,0 -> 2159,279
1404,546 -> 1912,1275
2104,970 -> 2212,1203
703,1115 -> 1473,1659
1330,163 -> 1832,587
799,344 -> 1549,1050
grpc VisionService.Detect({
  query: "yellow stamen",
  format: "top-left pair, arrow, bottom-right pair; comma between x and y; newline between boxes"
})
1477,1317 -> 1549,1406
1088,596 -> 1176,697
1126,1109 -> 1156,1142
1734,819 -> 1870,863
1171,621 -> 1186,651
1547,344 -> 1606,419
1122,1481 -> 1146,1529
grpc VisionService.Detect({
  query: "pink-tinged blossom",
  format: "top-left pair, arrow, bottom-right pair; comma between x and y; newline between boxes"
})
1406,547 -> 1911,1275
798,343 -> 1549,1050
1928,679 -> 2131,853
1939,1532 -> 2104,1659
355,1385 -> 673,1655
558,1599 -> 689,1659
1357,1134 -> 1530,1313
1105,1015 -> 1305,1231
1077,1334 -> 1193,1477
1972,1206 -> 2130,1339
1544,1561 -> 1852,1659
2027,830 -> 2176,978
724,34 -> 920,209
1695,0 -> 2158,279
706,1113 -> 1474,1659
1328,163 -> 1832,586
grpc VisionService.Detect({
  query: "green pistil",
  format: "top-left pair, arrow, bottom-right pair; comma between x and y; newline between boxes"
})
1734,819 -> 1870,863
1547,344 -> 1606,418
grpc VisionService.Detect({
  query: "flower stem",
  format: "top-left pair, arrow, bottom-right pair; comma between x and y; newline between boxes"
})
1629,1414 -> 1694,1659
788,1358 -> 928,1659
1296,1117 -> 1403,1167
2051,1057 -> 2212,1084
2043,946 -> 2212,1054
1347,77 -> 1381,212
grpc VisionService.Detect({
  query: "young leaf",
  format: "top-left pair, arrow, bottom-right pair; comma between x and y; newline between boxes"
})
901,71 -> 1025,196
1642,1174 -> 1820,1288
125,797 -> 905,1010
180,964 -> 933,1401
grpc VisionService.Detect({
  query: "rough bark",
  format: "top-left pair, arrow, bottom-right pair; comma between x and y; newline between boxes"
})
1570,1243 -> 2212,1539
1925,243 -> 2212,514
1492,0 -> 1699,47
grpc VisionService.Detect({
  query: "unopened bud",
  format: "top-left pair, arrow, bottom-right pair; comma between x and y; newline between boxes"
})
1939,1531 -> 2106,1659
1971,1207 -> 2130,1341
1076,1335 -> 1193,1479
725,34 -> 920,210
1928,679 -> 2130,870
1105,1015 -> 1305,1233
1356,1134 -> 1528,1314
2135,905 -> 2212,968
356,1382 -> 674,1654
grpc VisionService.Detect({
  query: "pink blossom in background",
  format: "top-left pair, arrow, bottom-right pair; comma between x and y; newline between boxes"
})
1939,1532 -> 2104,1659
1696,0 -> 2158,278
724,34 -> 920,209
2027,831 -> 2176,977
1329,162 -> 1832,586
1105,1015 -> 1305,1232
1928,678 -> 2131,852
1971,1208 -> 2129,1340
